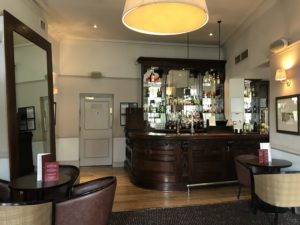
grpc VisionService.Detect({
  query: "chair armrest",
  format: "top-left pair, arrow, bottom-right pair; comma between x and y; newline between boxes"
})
71,176 -> 116,197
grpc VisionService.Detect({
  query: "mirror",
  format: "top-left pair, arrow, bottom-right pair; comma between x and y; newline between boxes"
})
142,66 -> 225,130
3,11 -> 55,179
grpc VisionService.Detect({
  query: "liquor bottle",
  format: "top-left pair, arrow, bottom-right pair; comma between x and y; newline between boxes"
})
145,88 -> 149,97
252,105 -> 257,113
243,122 -> 247,133
253,120 -> 258,132
251,86 -> 256,97
157,88 -> 162,97
150,72 -> 155,82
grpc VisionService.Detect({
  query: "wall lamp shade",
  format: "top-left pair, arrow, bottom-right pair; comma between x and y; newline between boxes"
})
122,0 -> 209,35
275,69 -> 287,81
275,69 -> 291,86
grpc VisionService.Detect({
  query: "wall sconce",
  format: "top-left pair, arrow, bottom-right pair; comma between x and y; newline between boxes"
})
275,69 -> 291,86
53,87 -> 59,95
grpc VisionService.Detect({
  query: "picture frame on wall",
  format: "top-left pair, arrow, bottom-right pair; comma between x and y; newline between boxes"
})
18,106 -> 36,132
276,94 -> 300,135
120,102 -> 138,126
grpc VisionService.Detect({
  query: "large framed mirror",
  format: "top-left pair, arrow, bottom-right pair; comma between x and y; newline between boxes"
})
3,11 -> 56,179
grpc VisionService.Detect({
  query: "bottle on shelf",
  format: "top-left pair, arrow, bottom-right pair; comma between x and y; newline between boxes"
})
243,122 -> 246,133
176,118 -> 181,134
252,105 -> 257,113
190,114 -> 195,134
253,120 -> 258,132
145,87 -> 149,97
157,88 -> 162,98
150,72 -> 155,82
251,86 -> 256,97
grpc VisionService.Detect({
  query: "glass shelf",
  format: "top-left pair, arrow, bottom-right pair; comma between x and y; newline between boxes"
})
142,68 -> 225,130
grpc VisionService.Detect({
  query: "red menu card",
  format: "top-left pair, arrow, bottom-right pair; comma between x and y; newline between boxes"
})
43,161 -> 59,182
258,149 -> 268,164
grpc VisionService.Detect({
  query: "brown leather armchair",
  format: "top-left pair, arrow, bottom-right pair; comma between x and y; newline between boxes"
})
0,179 -> 10,202
234,154 -> 258,199
44,165 -> 80,201
55,176 -> 116,225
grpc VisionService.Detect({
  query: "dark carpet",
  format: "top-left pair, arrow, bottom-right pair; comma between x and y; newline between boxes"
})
109,201 -> 300,225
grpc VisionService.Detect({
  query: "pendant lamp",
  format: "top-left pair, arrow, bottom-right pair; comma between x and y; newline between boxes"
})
122,0 -> 209,35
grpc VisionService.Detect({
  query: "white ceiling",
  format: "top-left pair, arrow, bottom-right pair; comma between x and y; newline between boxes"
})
33,0 -> 265,45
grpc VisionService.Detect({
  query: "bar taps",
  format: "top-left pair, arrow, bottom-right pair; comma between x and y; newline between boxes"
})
190,111 -> 195,134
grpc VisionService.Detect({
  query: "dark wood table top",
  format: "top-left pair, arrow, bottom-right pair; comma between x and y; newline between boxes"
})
246,158 -> 292,169
9,173 -> 71,191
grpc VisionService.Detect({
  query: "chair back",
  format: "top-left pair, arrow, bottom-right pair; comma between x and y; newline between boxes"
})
0,201 -> 53,225
44,165 -> 80,201
234,154 -> 257,186
0,179 -> 10,202
55,176 -> 116,225
254,173 -> 300,207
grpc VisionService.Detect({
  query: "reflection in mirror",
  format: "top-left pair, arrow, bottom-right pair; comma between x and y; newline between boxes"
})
143,67 -> 225,130
13,32 -> 51,175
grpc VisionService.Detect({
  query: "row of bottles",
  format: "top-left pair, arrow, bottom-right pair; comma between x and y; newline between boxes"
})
143,68 -> 225,130
165,111 -> 204,132
145,87 -> 162,98
144,100 -> 165,113
241,79 -> 269,134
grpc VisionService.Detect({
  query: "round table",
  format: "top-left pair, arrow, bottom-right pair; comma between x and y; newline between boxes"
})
9,174 -> 71,200
246,158 -> 292,173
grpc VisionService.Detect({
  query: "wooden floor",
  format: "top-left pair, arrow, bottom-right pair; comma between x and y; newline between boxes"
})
79,166 -> 250,212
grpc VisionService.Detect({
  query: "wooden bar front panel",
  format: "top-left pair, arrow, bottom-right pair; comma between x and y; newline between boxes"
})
125,132 -> 268,191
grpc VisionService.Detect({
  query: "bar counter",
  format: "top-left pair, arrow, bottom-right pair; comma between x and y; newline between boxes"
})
125,131 -> 269,191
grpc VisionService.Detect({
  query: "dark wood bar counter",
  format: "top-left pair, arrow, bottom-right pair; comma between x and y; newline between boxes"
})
125,131 -> 269,191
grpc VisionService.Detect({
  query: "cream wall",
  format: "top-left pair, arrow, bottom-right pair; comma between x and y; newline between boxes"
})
55,39 -> 223,165
225,0 -> 300,169
0,1 -> 47,38
56,76 -> 140,138
269,42 -> 300,158
59,39 -> 221,78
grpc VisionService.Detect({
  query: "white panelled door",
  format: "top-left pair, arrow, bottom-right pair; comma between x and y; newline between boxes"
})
79,94 -> 113,166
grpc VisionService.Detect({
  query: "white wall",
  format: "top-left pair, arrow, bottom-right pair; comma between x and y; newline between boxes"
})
60,39 -> 222,78
55,39 -> 222,165
0,0 -> 47,38
269,42 -> 300,156
0,1 -> 48,180
225,0 -> 300,164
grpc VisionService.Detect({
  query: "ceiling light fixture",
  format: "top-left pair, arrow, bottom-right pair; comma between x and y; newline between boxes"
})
122,0 -> 209,35
93,24 -> 98,29
209,33 -> 213,37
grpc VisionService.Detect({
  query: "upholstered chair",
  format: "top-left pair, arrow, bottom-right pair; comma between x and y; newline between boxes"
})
234,154 -> 258,199
0,179 -> 10,202
0,201 -> 53,225
254,172 -> 300,225
55,176 -> 117,225
44,165 -> 80,201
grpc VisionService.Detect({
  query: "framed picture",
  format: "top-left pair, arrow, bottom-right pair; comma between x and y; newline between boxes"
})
120,102 -> 138,126
18,106 -> 36,132
276,94 -> 300,135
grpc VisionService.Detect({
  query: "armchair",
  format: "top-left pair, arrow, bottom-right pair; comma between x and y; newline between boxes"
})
0,179 -> 10,202
254,172 -> 300,225
55,176 -> 116,225
234,154 -> 258,199
0,201 -> 53,225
